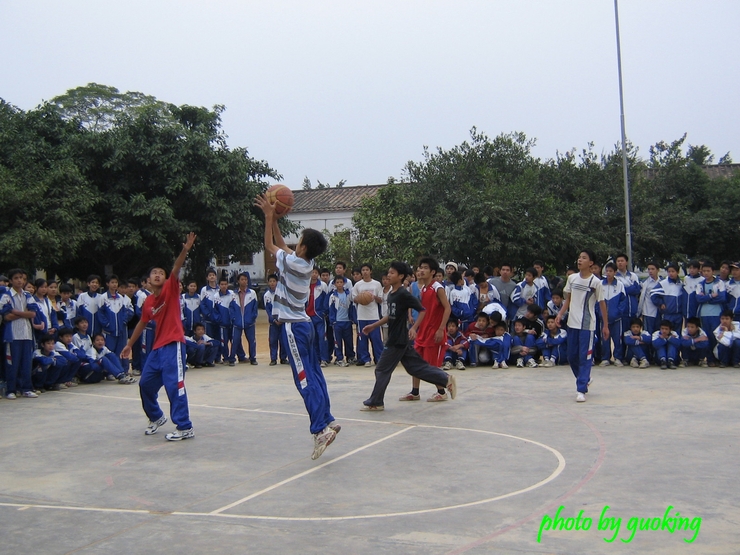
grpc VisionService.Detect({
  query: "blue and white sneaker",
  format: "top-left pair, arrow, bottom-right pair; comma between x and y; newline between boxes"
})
145,415 -> 167,435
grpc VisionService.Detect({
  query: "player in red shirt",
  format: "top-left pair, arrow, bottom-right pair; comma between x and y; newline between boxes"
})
122,232 -> 196,441
400,258 -> 452,402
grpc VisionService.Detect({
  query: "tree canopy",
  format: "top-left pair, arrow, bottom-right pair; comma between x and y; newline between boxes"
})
0,84 -> 297,280
324,129 -> 738,273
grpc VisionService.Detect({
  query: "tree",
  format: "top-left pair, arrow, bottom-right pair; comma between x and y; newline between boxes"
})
0,100 -> 100,275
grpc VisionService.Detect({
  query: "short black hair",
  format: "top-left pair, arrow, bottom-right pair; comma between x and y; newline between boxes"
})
488,311 -> 503,324
319,268 -> 330,275
687,260 -> 701,270
39,333 -> 55,344
494,320 -> 507,329
580,249 -> 596,264
300,229 -> 328,260
545,314 -> 557,323
646,260 -> 660,269
464,269 -> 474,278
476,312 -> 489,322
616,253 -> 628,262
474,272 -> 486,285
499,263 -> 513,271
87,274 -> 101,283
34,278 -> 47,289
7,268 -> 27,280
483,265 -> 494,275
193,322 -> 205,331
686,317 -> 701,327
59,283 -> 73,294
361,263 -> 372,271
630,317 -> 643,327
666,262 -> 679,272
604,262 -> 617,272
446,317 -> 459,327
335,261 -> 347,269
206,267 -> 217,277
73,316 -> 88,327
352,267 -> 362,275
526,304 -> 542,316
659,319 -> 673,330
105,274 -> 119,284
58,327 -> 74,338
127,278 -> 139,287
92,333 -> 105,342
450,271 -> 462,284
389,261 -> 411,279
721,309 -> 735,318
418,257 -> 440,273
533,260 -> 544,268
333,275 -> 346,284
267,274 -> 278,281
551,289 -> 563,298
702,260 -> 716,270
524,267 -> 537,278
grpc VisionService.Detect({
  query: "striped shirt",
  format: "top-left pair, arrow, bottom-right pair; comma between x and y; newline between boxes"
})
564,273 -> 604,331
274,250 -> 312,322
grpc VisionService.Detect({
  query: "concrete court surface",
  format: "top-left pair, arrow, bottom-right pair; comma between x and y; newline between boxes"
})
1,318 -> 739,554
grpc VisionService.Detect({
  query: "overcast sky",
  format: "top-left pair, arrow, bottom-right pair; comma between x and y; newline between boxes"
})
2,1 -> 738,188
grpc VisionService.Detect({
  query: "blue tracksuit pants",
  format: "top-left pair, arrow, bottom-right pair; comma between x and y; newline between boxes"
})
139,342 -> 192,430
268,322 -> 287,362
567,328 -> 594,394
602,320 -> 624,362
357,319 -> 384,364
283,322 -> 334,435
233,324 -> 257,362
5,340 -> 34,394
332,320 -> 355,361
701,316 -> 721,363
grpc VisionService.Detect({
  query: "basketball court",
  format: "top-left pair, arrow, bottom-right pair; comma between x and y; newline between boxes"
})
1,316 -> 738,554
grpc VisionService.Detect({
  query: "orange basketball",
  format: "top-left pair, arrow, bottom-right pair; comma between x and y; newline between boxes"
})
356,290 -> 375,305
266,184 -> 295,217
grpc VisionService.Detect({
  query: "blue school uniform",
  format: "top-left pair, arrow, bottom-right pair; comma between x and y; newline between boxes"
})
329,289 -> 355,362
98,291 -> 134,356
650,276 -> 685,332
697,278 -> 726,363
0,288 -> 38,394
597,278 -> 627,362
230,288 -> 259,363
181,293 -> 201,336
623,329 -> 652,363
652,330 -> 680,364
536,328 -> 568,364
680,327 -> 710,364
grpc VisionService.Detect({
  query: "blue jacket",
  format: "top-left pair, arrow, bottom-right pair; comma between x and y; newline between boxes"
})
615,270 -> 641,318
449,285 -> 478,323
306,281 -> 328,319
696,278 -> 727,318
198,285 -> 220,325
536,328 -> 568,360
472,333 -> 511,359
725,278 -> 740,315
597,279 -> 627,324
77,291 -> 102,335
329,290 -> 355,325
650,277 -> 685,318
0,288 -> 38,342
214,290 -> 236,328
680,327 -> 709,351
683,275 -> 703,319
623,330 -> 651,348
181,293 -> 201,331
263,288 -> 279,325
511,280 -> 540,320
98,292 -> 134,337
230,289 -> 258,329
652,330 -> 680,350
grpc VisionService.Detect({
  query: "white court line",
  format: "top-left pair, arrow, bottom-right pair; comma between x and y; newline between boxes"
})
208,426 -> 415,515
0,502 -> 152,515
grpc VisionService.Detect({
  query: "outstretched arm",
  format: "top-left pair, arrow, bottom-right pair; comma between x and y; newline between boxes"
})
172,232 -> 197,278
272,219 -> 292,254
255,194 -> 286,257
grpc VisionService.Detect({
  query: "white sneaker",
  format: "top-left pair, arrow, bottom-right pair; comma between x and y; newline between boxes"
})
311,427 -> 337,460
442,360 -> 452,371
499,361 -> 508,369
680,360 -> 688,368
526,358 -> 538,368
630,357 -> 639,368
599,360 -> 611,367
613,360 -> 624,367
576,392 -> 586,403
516,357 -> 524,368
364,361 -> 373,367
491,361 -> 499,369
145,415 -> 168,435
165,428 -> 194,441
455,360 -> 466,371
639,358 -> 650,369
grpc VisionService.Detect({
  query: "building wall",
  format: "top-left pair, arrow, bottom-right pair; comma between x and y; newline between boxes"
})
214,210 -> 355,283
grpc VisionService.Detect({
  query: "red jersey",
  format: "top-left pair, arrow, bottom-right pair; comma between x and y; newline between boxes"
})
416,281 -> 446,347
141,273 -> 185,351
465,321 -> 495,338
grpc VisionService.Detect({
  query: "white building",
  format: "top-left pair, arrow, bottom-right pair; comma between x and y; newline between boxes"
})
215,184 -> 384,284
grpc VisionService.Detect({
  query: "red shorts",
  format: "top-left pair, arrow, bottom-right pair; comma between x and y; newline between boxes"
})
415,343 -> 447,367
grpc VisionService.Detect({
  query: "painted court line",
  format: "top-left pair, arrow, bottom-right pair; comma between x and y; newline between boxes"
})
208,425 -> 415,515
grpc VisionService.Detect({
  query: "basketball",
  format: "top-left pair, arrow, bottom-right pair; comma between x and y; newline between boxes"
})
357,290 -> 375,305
266,184 -> 295,217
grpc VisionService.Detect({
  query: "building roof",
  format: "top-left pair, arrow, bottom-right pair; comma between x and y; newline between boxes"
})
292,184 -> 386,213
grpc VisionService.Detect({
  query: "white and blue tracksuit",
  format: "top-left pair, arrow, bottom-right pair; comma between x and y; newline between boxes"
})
214,290 -> 236,362
86,344 -> 127,378
534,275 -> 551,311
181,293 -> 201,336
329,290 -> 355,362
307,281 -> 330,363
185,334 -> 219,366
98,292 -> 134,356
449,285 -> 478,330
199,285 -> 221,343
597,278 -> 627,362
547,300 -> 567,322
652,330 -> 680,364
470,333 -> 511,365
0,288 -> 38,394
32,295 -> 55,340
650,277 -> 685,331
230,288 -> 258,362
726,278 -> 740,320
713,322 -> 740,366
638,276 -> 659,337
616,270 -> 641,334
54,341 -> 92,382
683,274 -> 703,319
77,291 -> 102,336
32,348 -> 71,390
697,278 -> 726,363
511,280 -> 540,320
680,328 -> 710,363
59,298 -> 78,330
623,329 -> 652,362
536,329 -> 568,364
264,289 -> 287,363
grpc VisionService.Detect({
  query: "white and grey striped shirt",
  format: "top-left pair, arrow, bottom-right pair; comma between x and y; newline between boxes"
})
274,250 -> 313,322
564,273 -> 604,331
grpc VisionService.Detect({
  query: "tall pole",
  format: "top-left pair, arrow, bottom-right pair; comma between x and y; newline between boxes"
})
614,0 -> 633,270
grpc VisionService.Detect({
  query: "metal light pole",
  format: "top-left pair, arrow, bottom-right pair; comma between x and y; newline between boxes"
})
614,0 -> 633,270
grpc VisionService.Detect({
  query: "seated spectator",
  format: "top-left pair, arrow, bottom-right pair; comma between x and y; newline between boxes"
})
624,318 -> 651,368
536,315 -> 568,367
443,318 -> 469,371
511,318 -> 538,368
713,310 -> 740,368
680,317 -> 709,367
469,320 -> 511,369
652,320 -> 680,370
